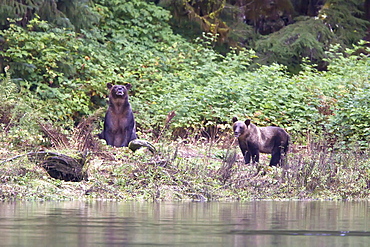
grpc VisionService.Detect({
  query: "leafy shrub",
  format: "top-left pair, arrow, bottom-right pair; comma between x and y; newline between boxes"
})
0,69 -> 44,146
323,47 -> 370,147
1,18 -> 102,122
95,0 -> 175,45
1,1 -> 370,147
0,1 -> 186,127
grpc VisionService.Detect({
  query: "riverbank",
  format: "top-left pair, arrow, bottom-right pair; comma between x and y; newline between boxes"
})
0,138 -> 369,201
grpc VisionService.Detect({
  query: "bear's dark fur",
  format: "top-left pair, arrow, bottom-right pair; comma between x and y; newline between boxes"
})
232,117 -> 289,166
99,83 -> 137,147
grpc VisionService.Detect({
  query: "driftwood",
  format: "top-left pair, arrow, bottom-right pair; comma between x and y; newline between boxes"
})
1,151 -> 87,182
27,151 -> 87,182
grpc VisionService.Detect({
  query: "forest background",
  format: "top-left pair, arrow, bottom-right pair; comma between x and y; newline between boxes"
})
0,0 -> 370,200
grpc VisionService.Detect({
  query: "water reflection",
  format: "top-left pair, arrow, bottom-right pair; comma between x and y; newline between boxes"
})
0,201 -> 369,246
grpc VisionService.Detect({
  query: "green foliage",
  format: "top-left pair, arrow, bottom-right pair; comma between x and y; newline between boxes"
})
323,45 -> 370,147
1,0 -> 370,202
320,0 -> 370,45
1,18 -> 103,122
128,35 -> 370,145
0,1 -> 186,127
0,0 -> 40,27
51,0 -> 100,31
124,34 -> 322,136
255,17 -> 334,71
0,69 -> 44,146
95,0 -> 175,45
330,90 -> 370,146
0,0 -> 99,30
1,0 -> 370,147
161,0 -> 370,71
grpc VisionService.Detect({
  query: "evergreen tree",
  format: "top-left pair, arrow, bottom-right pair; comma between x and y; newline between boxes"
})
0,0 -> 98,30
319,0 -> 369,45
255,17 -> 334,71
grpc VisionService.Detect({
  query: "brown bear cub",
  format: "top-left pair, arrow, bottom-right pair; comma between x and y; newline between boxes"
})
232,117 -> 289,166
99,83 -> 137,147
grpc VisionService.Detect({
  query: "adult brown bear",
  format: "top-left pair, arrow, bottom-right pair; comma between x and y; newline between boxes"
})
232,117 -> 289,166
99,83 -> 137,147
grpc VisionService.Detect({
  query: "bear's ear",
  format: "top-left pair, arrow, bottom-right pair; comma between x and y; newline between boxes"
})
107,83 -> 113,89
232,117 -> 238,123
125,83 -> 132,90
245,119 -> 251,126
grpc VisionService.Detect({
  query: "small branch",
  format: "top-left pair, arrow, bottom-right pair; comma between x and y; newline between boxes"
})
1,153 -> 29,164
1,151 -> 66,165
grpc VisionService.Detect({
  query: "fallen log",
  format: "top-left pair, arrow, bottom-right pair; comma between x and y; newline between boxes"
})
27,151 -> 88,182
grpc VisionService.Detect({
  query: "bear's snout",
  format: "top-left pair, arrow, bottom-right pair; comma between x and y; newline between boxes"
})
233,124 -> 244,138
113,86 -> 126,96
234,131 -> 241,138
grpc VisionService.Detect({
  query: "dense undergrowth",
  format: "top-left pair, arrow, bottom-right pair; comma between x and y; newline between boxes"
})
0,1 -> 369,146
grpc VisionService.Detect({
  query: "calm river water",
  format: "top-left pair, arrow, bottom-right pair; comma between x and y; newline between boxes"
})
0,201 -> 369,246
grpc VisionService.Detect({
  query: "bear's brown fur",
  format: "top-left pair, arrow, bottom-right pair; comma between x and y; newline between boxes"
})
232,117 -> 289,166
99,83 -> 137,147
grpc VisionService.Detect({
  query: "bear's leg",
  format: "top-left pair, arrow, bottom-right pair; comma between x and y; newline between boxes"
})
247,143 -> 259,164
280,145 -> 288,167
97,132 -> 104,140
254,152 -> 259,164
244,151 -> 251,164
104,131 -> 114,146
238,141 -> 250,164
120,134 -> 129,147
250,150 -> 259,164
269,147 -> 281,166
